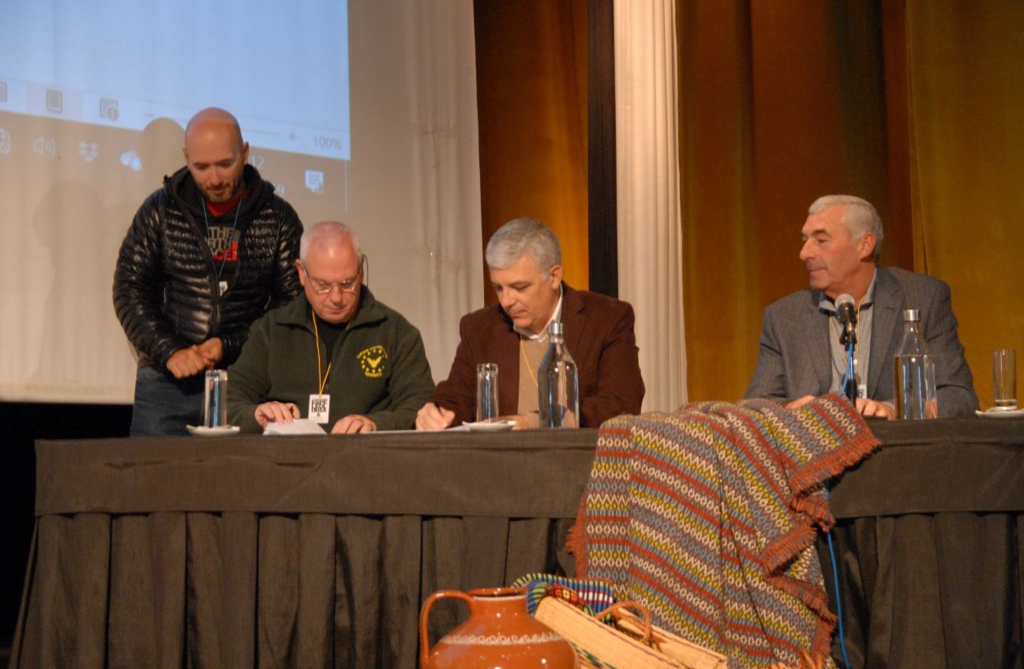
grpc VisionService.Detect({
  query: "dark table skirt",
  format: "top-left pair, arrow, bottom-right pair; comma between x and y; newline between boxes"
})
10,420 -> 1024,669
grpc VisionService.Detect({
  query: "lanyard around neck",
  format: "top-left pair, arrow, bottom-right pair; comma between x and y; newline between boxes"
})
310,306 -> 332,395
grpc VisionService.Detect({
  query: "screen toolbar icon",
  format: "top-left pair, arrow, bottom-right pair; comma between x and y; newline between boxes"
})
78,141 -> 99,163
33,136 -> 57,156
46,89 -> 62,113
120,150 -> 142,171
100,98 -> 119,121
305,170 -> 324,193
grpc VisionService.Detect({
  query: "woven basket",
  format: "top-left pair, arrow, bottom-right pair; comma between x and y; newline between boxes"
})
536,598 -> 728,669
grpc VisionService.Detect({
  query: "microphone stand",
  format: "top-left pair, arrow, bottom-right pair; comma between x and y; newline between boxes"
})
839,323 -> 858,404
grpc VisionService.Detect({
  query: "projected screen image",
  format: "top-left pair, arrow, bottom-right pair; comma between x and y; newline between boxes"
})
0,0 -> 352,232
0,0 -> 350,160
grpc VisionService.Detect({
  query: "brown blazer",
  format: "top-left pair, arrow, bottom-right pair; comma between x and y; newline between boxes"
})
430,284 -> 645,426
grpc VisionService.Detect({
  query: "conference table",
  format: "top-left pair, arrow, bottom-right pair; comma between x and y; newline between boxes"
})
9,419 -> 1024,669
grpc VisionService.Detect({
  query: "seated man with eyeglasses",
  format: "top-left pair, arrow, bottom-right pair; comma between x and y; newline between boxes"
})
227,221 -> 435,433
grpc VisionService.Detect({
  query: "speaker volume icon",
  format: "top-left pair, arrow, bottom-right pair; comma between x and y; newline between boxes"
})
32,137 -> 57,156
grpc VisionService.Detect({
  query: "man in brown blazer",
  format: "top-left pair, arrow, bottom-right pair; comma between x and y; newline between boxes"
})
416,218 -> 645,430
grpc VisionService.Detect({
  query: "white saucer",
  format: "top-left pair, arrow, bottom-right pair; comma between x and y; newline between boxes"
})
187,425 -> 241,436
975,408 -> 1024,419
462,419 -> 516,432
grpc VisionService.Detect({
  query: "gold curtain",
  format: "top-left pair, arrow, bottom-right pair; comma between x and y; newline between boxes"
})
905,0 -> 1024,409
474,0 -> 589,304
680,0 -> 908,402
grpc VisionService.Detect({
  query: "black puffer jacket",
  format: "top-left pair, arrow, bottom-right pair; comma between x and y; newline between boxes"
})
113,164 -> 303,369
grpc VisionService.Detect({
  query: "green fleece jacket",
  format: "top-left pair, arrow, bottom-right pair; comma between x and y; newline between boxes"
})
227,288 -> 434,433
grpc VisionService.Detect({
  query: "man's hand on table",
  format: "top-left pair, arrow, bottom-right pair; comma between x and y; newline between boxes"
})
254,401 -> 301,428
416,402 -> 456,430
856,398 -> 896,420
786,394 -> 896,421
507,413 -> 539,430
415,405 -> 542,430
332,415 -> 377,434
784,395 -> 816,410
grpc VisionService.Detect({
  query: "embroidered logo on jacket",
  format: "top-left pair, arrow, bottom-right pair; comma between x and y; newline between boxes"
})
357,345 -> 388,378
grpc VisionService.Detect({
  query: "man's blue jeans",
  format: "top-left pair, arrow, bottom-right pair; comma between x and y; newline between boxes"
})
130,365 -> 204,436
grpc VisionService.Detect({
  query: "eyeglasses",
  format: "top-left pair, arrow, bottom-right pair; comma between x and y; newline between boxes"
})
303,264 -> 362,295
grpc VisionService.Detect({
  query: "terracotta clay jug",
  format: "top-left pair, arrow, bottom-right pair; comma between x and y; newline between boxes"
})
419,586 -> 579,669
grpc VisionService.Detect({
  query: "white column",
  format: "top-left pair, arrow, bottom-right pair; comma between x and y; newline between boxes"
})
614,0 -> 687,412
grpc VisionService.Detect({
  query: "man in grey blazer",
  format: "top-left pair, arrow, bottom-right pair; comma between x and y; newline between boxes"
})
745,195 -> 978,418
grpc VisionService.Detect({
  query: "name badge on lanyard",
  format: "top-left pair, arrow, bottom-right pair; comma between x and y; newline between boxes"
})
309,305 -> 334,425
309,394 -> 330,424
857,383 -> 867,400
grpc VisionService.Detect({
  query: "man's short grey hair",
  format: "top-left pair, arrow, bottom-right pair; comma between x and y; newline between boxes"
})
809,194 -> 884,262
300,221 -> 361,261
485,218 -> 562,272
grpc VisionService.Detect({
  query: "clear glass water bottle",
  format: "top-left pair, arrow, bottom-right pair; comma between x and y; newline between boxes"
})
893,309 -> 938,419
538,322 -> 580,428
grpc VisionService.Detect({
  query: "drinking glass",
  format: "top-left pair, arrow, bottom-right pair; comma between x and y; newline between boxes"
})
475,363 -> 499,422
992,349 -> 1017,410
204,369 -> 229,427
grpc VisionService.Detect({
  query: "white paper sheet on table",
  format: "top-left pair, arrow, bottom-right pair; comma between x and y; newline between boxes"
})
263,418 -> 328,435
361,426 -> 470,435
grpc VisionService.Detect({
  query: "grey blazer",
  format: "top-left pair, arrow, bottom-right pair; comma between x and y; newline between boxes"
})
745,266 -> 978,417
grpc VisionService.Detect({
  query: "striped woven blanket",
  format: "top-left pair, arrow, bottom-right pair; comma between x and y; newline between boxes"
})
570,395 -> 880,669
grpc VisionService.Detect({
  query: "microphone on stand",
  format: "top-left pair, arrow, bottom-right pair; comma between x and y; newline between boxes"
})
835,294 -> 857,346
835,293 -> 858,404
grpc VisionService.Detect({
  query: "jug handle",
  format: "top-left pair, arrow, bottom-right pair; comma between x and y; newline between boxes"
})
419,590 -> 475,668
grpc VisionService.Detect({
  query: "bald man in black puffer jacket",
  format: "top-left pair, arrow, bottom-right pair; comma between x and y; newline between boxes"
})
114,108 -> 303,436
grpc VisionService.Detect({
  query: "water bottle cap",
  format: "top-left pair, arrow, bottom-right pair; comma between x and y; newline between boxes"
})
903,309 -> 920,322
548,321 -> 564,336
